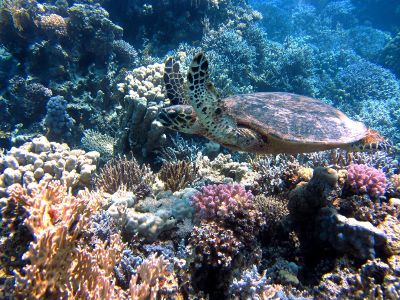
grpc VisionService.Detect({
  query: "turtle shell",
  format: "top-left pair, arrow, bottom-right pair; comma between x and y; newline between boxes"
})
223,92 -> 367,145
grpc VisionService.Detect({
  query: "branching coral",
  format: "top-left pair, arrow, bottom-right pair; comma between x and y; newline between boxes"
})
251,154 -> 300,195
254,194 -> 289,235
11,181 -> 101,298
95,156 -> 154,198
188,221 -> 243,268
159,160 -> 198,192
129,254 -> 180,299
191,183 -> 264,245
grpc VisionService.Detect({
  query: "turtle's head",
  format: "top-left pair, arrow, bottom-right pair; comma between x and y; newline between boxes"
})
158,105 -> 202,134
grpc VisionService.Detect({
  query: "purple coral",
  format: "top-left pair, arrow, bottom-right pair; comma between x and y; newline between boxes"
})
347,164 -> 387,198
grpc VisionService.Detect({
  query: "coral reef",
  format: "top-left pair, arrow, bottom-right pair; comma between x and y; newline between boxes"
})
191,183 -> 264,245
1,0 -> 400,299
195,153 -> 259,187
380,31 -> 400,76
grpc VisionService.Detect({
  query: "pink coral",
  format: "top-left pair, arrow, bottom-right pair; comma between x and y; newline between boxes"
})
191,183 -> 254,219
191,184 -> 264,245
347,164 -> 387,198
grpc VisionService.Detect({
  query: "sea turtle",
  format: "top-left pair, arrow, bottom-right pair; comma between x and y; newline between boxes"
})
158,52 -> 388,154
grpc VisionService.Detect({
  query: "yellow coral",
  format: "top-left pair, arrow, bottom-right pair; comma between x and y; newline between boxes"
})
297,166 -> 313,182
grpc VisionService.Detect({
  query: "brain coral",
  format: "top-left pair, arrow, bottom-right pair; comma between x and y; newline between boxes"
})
347,164 -> 387,198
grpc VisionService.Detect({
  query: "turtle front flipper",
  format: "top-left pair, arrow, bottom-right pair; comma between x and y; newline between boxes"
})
164,57 -> 188,105
187,52 -> 238,145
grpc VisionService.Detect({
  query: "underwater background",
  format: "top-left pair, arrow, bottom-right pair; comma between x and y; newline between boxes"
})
0,0 -> 400,299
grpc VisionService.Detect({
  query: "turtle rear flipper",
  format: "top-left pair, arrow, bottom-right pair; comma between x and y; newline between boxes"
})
164,57 -> 188,105
347,129 -> 392,152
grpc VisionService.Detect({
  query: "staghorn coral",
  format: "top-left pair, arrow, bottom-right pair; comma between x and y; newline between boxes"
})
346,164 -> 387,198
95,156 -> 154,199
159,160 -> 198,192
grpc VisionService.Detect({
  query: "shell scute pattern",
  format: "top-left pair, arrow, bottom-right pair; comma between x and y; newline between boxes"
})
224,92 -> 367,144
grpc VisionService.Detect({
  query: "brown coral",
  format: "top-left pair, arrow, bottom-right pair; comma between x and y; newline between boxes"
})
254,194 -> 289,235
159,160 -> 198,192
95,156 -> 154,199
188,221 -> 243,268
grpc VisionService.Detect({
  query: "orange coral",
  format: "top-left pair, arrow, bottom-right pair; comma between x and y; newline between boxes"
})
129,254 -> 180,300
11,181 -> 101,298
37,14 -> 67,37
